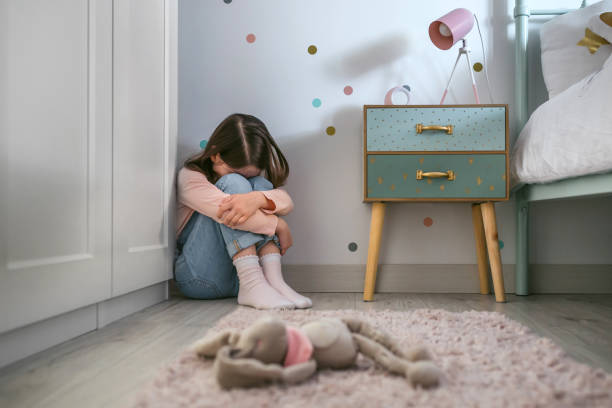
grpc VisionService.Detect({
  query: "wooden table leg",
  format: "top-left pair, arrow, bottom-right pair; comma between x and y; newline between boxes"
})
363,202 -> 386,301
480,201 -> 506,302
471,204 -> 490,295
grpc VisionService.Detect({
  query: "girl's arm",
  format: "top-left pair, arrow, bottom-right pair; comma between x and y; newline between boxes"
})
178,168 -> 278,236
258,189 -> 294,216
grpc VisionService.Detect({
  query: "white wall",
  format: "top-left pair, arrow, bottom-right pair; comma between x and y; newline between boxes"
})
178,0 -> 612,266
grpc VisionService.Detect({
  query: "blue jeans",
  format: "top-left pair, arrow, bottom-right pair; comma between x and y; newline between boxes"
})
173,174 -> 280,299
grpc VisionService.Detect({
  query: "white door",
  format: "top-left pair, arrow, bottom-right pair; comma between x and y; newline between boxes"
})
112,0 -> 176,296
0,0 -> 113,333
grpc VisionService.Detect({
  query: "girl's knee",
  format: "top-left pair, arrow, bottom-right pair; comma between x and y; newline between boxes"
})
249,175 -> 273,191
215,173 -> 253,194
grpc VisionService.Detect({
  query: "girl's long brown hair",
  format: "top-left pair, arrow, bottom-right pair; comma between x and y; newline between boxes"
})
184,113 -> 289,187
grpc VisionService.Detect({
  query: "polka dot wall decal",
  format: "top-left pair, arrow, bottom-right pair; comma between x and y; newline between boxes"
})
312,98 -> 321,108
473,62 -> 483,72
246,33 -> 256,43
199,139 -> 208,149
423,217 -> 433,227
348,242 -> 358,252
307,45 -> 317,54
499,240 -> 505,249
344,86 -> 353,95
326,126 -> 335,136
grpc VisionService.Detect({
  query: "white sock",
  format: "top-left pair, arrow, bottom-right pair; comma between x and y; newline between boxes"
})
260,253 -> 312,309
233,255 -> 295,310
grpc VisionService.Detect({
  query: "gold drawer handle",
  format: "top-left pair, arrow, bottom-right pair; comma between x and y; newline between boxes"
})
416,170 -> 455,181
416,124 -> 454,135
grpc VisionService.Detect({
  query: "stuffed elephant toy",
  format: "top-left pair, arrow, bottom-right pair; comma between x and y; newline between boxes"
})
191,315 -> 442,389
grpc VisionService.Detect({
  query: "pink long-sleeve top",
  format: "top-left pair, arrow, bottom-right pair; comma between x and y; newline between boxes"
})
176,167 -> 294,238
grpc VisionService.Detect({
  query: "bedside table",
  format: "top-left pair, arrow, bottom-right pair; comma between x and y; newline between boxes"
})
362,104 -> 509,302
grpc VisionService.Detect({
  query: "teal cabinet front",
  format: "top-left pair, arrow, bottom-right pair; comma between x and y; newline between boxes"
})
366,154 -> 507,200
365,105 -> 507,152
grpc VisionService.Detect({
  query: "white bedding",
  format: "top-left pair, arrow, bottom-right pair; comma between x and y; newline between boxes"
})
510,54 -> 612,185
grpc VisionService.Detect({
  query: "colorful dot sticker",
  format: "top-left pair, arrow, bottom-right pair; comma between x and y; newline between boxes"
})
473,62 -> 483,72
246,33 -> 256,43
312,98 -> 321,108
423,217 -> 433,227
344,86 -> 353,95
498,240 -> 504,249
348,242 -> 358,252
326,126 -> 335,136
308,45 -> 317,54
199,139 -> 208,149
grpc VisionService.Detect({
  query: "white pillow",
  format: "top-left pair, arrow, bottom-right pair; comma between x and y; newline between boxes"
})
540,0 -> 612,98
587,11 -> 612,42
511,53 -> 612,184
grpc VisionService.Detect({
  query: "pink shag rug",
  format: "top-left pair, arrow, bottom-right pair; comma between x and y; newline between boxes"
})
132,308 -> 612,408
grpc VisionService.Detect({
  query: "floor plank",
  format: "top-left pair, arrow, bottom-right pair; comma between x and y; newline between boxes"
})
0,293 -> 611,408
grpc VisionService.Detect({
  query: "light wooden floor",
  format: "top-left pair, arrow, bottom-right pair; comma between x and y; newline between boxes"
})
1,292 -> 611,408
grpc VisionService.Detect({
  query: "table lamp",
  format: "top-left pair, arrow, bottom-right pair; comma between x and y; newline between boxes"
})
429,8 -> 482,104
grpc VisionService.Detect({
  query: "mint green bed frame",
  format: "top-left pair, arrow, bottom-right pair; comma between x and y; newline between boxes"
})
513,0 -> 612,295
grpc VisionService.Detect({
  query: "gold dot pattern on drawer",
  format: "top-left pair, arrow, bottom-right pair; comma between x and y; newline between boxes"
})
440,185 -> 445,191
377,176 -> 383,184
502,174 -> 506,181
370,157 -> 376,164
366,107 -> 505,151
390,184 -> 396,191
468,158 -> 473,165
477,176 -> 482,185
419,157 -> 424,164
489,185 -> 495,191
465,187 -> 471,194
416,188 -> 421,193
427,179 -> 432,185
403,173 -> 408,180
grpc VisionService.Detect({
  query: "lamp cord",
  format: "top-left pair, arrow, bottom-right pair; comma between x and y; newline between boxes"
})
474,14 -> 495,103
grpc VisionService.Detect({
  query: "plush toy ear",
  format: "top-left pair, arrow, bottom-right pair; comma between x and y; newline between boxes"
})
191,330 -> 236,358
213,346 -> 317,389
214,345 -> 284,389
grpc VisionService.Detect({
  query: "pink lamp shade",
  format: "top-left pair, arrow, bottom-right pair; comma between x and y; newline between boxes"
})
429,8 -> 474,50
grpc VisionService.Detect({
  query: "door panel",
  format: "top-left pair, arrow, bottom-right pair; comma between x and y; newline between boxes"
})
0,0 -> 113,333
112,0 -> 176,296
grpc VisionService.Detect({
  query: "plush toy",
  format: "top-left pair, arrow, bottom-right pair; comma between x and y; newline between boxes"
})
191,315 -> 442,389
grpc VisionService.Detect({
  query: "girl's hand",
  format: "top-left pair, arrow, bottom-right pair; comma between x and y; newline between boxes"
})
275,218 -> 293,255
217,192 -> 267,227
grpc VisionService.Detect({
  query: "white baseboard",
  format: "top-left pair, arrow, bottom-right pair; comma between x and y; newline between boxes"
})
0,281 -> 168,369
284,264 -> 612,294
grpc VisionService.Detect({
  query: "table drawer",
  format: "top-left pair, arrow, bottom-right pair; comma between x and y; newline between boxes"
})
365,105 -> 507,152
366,154 -> 507,200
